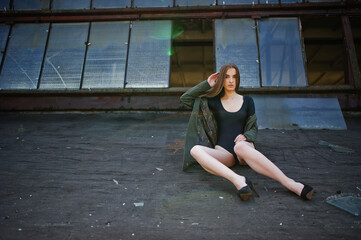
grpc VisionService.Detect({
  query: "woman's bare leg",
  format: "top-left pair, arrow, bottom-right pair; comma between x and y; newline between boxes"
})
190,145 -> 247,190
234,141 -> 304,196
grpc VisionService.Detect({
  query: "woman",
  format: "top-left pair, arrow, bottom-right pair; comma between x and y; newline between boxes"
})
180,63 -> 314,201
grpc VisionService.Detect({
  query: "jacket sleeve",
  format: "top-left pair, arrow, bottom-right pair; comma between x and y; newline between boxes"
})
243,97 -> 258,142
180,80 -> 211,108
243,114 -> 258,143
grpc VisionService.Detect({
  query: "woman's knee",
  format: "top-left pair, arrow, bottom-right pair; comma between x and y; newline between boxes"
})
190,145 -> 203,158
234,141 -> 249,157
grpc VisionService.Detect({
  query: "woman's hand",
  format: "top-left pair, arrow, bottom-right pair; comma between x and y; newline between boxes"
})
234,134 -> 247,143
207,72 -> 219,87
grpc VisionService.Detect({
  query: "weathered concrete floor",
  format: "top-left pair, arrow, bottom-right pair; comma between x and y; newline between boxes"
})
0,112 -> 360,240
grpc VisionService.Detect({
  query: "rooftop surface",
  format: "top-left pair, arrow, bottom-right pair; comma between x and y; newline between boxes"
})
0,111 -> 360,240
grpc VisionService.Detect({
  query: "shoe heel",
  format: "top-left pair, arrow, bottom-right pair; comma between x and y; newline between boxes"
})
238,185 -> 252,201
246,177 -> 260,198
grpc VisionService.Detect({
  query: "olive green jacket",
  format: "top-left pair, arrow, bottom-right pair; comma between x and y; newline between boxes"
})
180,80 -> 258,172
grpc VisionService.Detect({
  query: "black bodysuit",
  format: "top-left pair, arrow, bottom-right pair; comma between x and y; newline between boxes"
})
208,96 -> 255,160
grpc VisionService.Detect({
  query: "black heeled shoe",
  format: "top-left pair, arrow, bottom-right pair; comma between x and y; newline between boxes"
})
237,185 -> 252,201
246,177 -> 260,198
237,177 -> 260,201
300,183 -> 314,200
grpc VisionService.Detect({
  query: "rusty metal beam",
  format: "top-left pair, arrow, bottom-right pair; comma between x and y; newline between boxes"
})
342,15 -> 361,89
0,3 -> 360,23
0,92 -> 360,111
0,84 -> 358,97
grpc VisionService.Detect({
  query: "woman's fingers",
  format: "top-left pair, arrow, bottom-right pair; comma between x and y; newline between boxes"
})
234,134 -> 246,142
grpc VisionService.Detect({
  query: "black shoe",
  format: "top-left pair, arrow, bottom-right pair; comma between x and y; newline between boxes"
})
237,185 -> 252,201
246,177 -> 260,198
300,183 -> 314,200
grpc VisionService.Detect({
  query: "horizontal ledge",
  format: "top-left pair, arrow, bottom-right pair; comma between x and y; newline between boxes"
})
0,85 -> 358,96
1,3 -> 361,23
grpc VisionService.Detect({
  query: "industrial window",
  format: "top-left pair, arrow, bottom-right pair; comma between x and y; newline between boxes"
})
125,20 -> 172,88
12,0 -> 50,10
39,23 -> 89,90
170,19 -> 213,87
219,0 -> 256,4
92,0 -> 131,9
175,0 -> 215,6
82,21 -> 130,89
0,24 -> 48,90
301,16 -> 345,85
133,0 -> 173,8
258,18 -> 307,87
52,0 -> 90,10
215,19 -> 260,88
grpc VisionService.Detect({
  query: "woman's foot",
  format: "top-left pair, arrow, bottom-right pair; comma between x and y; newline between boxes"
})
234,175 -> 247,191
300,184 -> 314,200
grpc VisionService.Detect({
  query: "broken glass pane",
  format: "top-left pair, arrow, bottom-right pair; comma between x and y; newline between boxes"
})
126,20 -> 171,88
0,24 -> 9,67
258,18 -> 307,87
39,23 -> 88,90
253,96 -> 346,130
13,0 -> 50,10
133,0 -> 173,7
175,0 -> 215,6
0,24 -> 48,90
215,19 -> 260,88
92,0 -> 131,8
82,21 -> 129,89
327,195 -> 361,216
52,0 -> 90,10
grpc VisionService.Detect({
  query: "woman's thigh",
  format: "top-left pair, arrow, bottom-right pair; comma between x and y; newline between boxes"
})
235,141 -> 255,166
193,145 -> 236,167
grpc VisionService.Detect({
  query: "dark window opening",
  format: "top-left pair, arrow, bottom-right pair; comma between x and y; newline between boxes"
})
301,16 -> 346,85
170,19 -> 214,87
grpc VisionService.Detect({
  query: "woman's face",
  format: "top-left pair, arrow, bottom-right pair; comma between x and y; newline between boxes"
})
223,68 -> 237,92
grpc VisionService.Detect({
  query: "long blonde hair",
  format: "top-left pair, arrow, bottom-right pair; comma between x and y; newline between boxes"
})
203,63 -> 240,98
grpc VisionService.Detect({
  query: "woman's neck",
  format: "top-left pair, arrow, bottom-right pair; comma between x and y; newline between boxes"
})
222,90 -> 238,99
